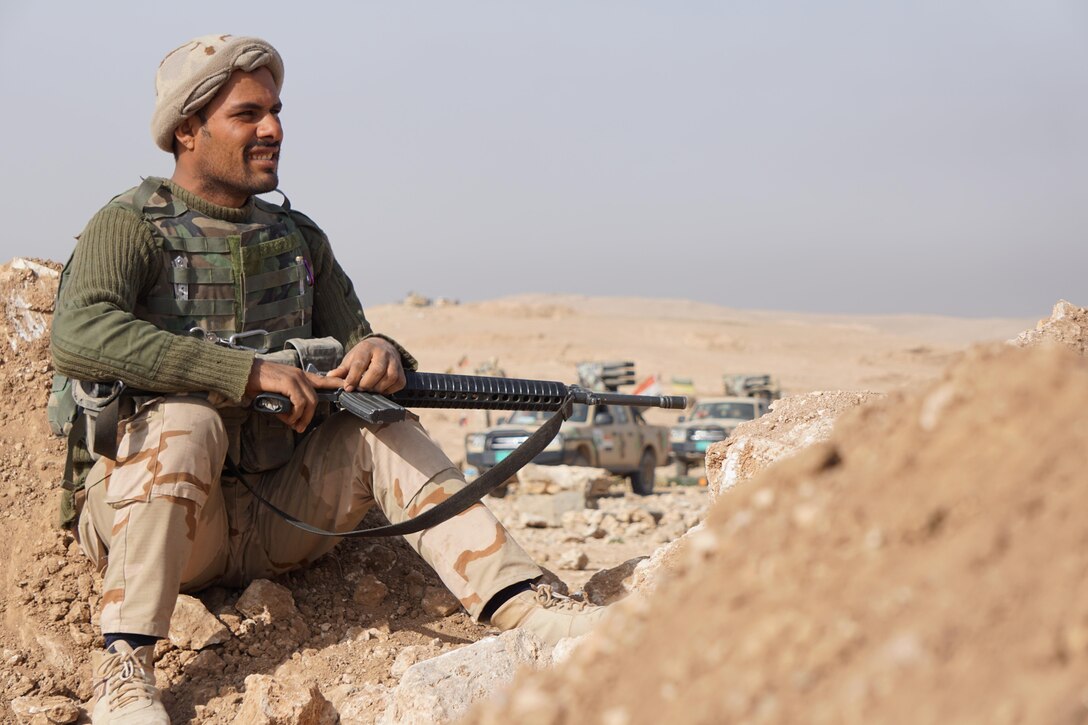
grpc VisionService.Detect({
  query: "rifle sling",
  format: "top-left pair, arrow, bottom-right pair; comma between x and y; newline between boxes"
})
229,399 -> 571,538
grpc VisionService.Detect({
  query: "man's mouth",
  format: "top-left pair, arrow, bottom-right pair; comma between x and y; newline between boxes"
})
248,147 -> 279,164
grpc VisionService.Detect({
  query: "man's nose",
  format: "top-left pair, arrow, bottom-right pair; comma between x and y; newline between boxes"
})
257,113 -> 283,142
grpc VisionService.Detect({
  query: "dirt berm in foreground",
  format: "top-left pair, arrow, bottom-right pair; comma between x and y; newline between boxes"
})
467,342 -> 1088,725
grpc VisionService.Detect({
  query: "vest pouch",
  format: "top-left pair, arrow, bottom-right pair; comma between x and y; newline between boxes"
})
57,417 -> 95,530
47,373 -> 78,437
238,347 -> 302,473
285,336 -> 344,374
71,381 -> 126,462
239,412 -> 297,473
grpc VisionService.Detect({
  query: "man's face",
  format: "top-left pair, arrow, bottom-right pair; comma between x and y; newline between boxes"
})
184,67 -> 283,203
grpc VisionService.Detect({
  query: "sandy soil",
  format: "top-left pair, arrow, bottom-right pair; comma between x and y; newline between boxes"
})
467,340 -> 1088,725
0,257 -> 1053,723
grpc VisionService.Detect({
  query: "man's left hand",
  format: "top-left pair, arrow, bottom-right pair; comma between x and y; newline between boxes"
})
326,337 -> 406,394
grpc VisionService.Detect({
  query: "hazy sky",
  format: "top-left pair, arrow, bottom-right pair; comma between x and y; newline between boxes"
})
1,1 -> 1084,317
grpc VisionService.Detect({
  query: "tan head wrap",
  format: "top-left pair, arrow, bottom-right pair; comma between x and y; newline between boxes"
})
151,34 -> 284,152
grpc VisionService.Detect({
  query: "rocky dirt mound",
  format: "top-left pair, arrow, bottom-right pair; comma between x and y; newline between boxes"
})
467,342 -> 1088,725
705,390 -> 884,498
1010,299 -> 1088,355
0,256 -> 1068,723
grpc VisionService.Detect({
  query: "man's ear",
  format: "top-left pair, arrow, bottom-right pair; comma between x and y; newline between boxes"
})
173,116 -> 200,153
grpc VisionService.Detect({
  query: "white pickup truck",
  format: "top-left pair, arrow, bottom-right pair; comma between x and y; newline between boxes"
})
465,400 -> 671,496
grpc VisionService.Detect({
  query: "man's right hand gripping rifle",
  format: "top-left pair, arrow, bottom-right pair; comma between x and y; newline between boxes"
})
246,335 -> 407,433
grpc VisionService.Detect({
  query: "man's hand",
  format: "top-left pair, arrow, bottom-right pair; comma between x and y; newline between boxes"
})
327,337 -> 406,394
245,358 -> 338,433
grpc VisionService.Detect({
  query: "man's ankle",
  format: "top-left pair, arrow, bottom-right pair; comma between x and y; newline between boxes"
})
480,579 -> 536,623
103,633 -> 158,652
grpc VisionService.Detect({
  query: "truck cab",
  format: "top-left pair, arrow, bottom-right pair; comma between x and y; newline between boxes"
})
669,396 -> 769,474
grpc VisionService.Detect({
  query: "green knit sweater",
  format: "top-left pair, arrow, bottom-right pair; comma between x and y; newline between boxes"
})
51,180 -> 414,403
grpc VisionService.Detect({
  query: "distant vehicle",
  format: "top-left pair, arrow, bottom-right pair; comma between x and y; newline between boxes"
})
670,396 -> 770,475
722,373 -> 782,403
464,362 -> 671,495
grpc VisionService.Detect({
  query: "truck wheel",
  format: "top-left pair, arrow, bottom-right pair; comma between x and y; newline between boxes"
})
570,450 -> 591,467
629,449 -> 657,496
674,459 -> 689,477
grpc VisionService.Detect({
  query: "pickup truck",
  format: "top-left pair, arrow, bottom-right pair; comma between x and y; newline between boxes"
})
465,401 -> 671,495
670,396 -> 770,475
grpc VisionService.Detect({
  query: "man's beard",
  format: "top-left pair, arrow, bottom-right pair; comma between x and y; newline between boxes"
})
201,155 -> 279,201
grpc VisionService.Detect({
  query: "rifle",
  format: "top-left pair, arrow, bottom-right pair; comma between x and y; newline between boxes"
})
252,371 -> 687,423
245,371 -> 687,538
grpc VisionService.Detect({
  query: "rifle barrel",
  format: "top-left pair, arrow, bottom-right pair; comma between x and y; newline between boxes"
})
572,390 -> 688,410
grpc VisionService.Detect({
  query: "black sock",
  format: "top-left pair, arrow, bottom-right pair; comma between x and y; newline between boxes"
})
480,579 -> 536,623
104,633 -> 158,652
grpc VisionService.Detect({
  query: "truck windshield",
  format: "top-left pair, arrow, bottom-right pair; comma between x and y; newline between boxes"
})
504,404 -> 589,425
506,411 -> 547,425
693,401 -> 756,420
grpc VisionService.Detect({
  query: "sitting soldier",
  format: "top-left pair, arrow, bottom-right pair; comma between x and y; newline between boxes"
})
50,34 -> 604,725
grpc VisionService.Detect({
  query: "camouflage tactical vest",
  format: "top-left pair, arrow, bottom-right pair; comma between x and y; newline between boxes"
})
117,177 -> 314,349
50,178 -> 316,528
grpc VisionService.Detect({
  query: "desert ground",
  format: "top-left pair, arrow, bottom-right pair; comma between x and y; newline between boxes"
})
2,257 -> 1084,724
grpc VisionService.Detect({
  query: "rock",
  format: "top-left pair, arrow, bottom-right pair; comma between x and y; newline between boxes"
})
34,635 -> 75,672
516,491 -> 588,528
515,463 -> 612,496
420,586 -> 461,617
537,567 -> 570,597
584,557 -> 647,605
10,695 -> 79,724
325,682 -> 390,724
360,543 -> 398,573
1,258 -> 60,353
232,675 -> 338,725
188,649 -> 225,673
235,579 -> 299,624
402,291 -> 431,307
705,391 -> 881,499
390,645 -> 435,678
1009,299 -> 1088,355
379,630 -> 549,725
518,511 -> 551,529
623,524 -> 708,598
556,548 -> 589,571
559,510 -> 587,530
352,574 -> 389,609
169,594 -> 231,650
550,636 -> 584,665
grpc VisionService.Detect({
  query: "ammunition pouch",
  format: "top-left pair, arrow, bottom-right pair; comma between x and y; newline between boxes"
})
51,378 -> 130,529
71,380 -> 130,462
47,374 -> 78,437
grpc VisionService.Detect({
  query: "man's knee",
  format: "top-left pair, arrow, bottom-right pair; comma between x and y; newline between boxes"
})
154,396 -> 229,460
96,396 -> 228,510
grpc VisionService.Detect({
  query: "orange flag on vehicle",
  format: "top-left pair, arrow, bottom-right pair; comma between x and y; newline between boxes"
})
633,374 -> 662,396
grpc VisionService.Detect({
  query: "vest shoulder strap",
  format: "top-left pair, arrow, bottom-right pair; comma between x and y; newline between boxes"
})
109,177 -> 188,221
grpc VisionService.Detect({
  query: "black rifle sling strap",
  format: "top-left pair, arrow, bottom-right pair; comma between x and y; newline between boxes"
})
229,400 -> 571,538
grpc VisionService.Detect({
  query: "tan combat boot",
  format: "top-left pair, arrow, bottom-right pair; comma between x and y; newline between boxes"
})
490,583 -> 607,645
90,641 -> 170,724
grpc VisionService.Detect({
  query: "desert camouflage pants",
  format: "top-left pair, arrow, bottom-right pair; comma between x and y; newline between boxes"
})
76,396 -> 541,638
